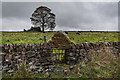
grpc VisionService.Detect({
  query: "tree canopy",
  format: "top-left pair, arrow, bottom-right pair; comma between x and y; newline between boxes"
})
30,6 -> 56,32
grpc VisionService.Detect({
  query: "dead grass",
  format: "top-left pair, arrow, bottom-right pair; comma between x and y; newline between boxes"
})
83,46 -> 119,78
12,61 -> 31,78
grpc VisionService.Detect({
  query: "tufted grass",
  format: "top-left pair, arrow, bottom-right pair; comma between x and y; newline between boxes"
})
1,31 -> 120,44
2,61 -> 31,79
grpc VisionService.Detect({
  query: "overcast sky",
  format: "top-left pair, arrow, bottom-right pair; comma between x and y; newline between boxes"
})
1,2 -> 119,31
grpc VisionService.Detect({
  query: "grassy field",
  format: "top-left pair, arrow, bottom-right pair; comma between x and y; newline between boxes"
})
1,31 -> 120,44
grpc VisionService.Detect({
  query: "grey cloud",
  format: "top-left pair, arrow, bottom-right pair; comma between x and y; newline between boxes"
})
2,2 -> 118,31
2,18 -> 30,31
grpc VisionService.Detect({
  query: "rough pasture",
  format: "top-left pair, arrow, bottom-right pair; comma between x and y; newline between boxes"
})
1,31 -> 120,44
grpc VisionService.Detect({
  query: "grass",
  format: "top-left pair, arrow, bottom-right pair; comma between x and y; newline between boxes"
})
2,61 -> 31,79
78,47 -> 119,78
1,31 -> 120,44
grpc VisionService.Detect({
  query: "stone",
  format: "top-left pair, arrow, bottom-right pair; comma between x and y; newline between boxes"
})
15,56 -> 20,59
4,44 -> 9,53
69,52 -> 75,56
66,61 -> 70,65
38,68 -> 43,73
29,62 -> 33,65
76,49 -> 80,54
29,65 -> 36,70
26,51 -> 36,58
45,68 -> 53,72
1,53 -> 6,61
69,66 -> 74,70
0,45 -> 2,52
57,67 -> 63,72
0,66 -> 2,71
67,57 -> 76,61
75,44 -> 80,49
45,69 -> 49,72
5,54 -> 12,61
47,31 -> 73,49
17,59 -> 22,63
31,43 -> 35,51
79,49 -> 87,55
35,63 -> 41,66
2,66 -> 10,73
34,71 -> 39,73
8,70 -> 14,73
41,62 -> 53,66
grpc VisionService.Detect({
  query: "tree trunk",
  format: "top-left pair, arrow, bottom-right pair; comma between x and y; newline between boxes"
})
42,24 -> 45,33
42,27 -> 44,33
41,12 -> 45,33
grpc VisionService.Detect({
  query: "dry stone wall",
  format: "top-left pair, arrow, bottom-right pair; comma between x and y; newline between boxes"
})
0,41 -> 120,73
0,43 -> 54,73
65,41 -> 120,65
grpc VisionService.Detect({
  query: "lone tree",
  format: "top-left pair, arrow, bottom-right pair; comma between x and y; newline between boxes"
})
30,6 -> 56,32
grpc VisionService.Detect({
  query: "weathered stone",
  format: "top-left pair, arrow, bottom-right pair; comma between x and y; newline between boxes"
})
67,57 -> 76,61
47,31 -> 73,49
29,65 -> 36,70
4,44 -> 9,53
41,62 -> 53,66
0,45 -> 2,53
38,68 -> 43,73
69,52 -> 75,56
14,55 -> 20,59
17,59 -> 22,64
69,66 -> 74,70
45,68 -> 53,72
26,51 -> 36,58
1,53 -> 6,61
79,49 -> 87,55
57,67 -> 63,72
8,70 -> 14,73
35,63 -> 41,66
28,62 -> 33,65
5,54 -> 12,61
66,61 -> 71,65
31,43 -> 35,51
9,43 -> 14,52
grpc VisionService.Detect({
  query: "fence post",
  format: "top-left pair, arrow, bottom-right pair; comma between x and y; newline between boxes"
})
44,36 -> 46,43
103,36 -> 105,42
64,49 -> 68,63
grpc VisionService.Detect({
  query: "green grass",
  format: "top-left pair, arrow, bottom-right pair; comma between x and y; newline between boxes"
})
68,32 -> 119,43
1,31 -> 119,44
1,31 -> 55,44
